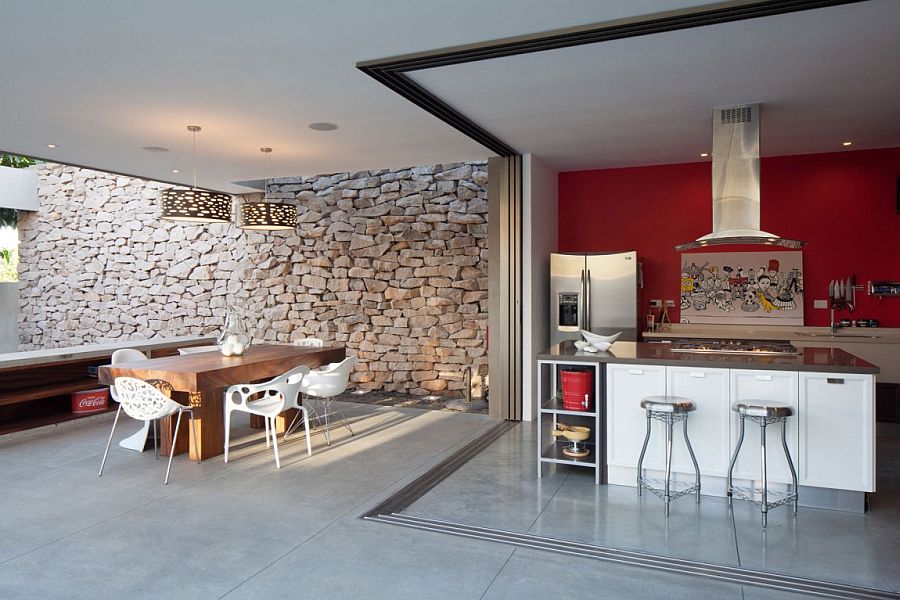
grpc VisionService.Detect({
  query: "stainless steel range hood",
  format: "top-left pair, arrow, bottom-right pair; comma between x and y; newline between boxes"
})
675,104 -> 804,251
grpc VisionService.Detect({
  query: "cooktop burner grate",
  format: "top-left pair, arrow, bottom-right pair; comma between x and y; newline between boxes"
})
669,340 -> 799,355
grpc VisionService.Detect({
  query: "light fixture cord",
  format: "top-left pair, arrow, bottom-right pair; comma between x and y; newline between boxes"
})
192,129 -> 197,190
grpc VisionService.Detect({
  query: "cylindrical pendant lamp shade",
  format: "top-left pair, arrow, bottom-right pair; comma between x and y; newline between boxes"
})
237,202 -> 297,230
159,188 -> 232,223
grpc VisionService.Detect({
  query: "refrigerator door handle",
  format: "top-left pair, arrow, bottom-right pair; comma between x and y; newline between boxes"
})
585,269 -> 591,331
580,269 -> 586,330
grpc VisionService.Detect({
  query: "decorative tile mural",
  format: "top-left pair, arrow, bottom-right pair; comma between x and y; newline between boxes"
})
680,251 -> 804,325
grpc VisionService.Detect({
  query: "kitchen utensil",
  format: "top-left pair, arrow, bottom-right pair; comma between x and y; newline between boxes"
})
553,424 -> 592,458
580,330 -> 621,346
828,280 -> 835,303
552,424 -> 590,441
837,280 -> 844,301
845,277 -> 853,303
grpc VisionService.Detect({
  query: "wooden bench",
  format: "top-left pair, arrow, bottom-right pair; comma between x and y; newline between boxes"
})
0,336 -> 215,435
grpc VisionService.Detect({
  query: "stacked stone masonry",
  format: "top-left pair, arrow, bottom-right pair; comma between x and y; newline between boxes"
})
18,161 -> 489,395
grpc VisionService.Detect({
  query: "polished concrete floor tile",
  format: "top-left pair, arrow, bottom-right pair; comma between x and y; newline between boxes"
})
404,422 -> 900,593
0,403 -> 499,599
480,547 -> 744,600
529,472 -> 741,566
223,518 -> 515,600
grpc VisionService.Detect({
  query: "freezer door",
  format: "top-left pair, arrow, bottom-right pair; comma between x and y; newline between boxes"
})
550,253 -> 585,346
586,251 -> 638,341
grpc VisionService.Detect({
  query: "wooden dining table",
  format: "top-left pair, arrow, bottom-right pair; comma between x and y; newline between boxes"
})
98,343 -> 345,461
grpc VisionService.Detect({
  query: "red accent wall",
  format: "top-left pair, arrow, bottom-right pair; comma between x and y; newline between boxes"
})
558,147 -> 900,327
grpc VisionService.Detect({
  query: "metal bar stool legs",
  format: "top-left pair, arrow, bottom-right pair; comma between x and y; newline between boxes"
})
636,396 -> 700,516
727,401 -> 798,527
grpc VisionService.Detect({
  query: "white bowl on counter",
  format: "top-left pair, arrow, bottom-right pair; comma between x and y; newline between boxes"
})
580,330 -> 621,347
574,340 -> 611,353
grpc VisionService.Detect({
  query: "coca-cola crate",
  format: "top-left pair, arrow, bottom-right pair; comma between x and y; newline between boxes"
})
71,388 -> 109,415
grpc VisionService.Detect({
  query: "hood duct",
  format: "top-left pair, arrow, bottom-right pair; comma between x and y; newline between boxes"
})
675,103 -> 804,251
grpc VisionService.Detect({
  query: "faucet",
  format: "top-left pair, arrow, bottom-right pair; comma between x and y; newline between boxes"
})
829,302 -> 855,335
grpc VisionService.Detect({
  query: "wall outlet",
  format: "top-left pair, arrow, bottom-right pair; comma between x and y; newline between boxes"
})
665,299 -> 675,307
814,299 -> 828,309
650,299 -> 662,308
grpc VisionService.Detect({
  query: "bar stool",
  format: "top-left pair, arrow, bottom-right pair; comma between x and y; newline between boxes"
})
636,395 -> 701,516
726,401 -> 798,528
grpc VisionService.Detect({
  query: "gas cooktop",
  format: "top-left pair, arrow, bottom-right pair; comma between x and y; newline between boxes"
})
669,339 -> 799,355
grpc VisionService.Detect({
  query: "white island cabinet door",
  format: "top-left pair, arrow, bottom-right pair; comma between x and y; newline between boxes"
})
606,364 -> 667,471
799,372 -> 875,492
667,367 -> 730,477
729,369 -> 799,484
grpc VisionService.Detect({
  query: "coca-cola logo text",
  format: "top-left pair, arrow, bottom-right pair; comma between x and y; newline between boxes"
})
78,397 -> 107,409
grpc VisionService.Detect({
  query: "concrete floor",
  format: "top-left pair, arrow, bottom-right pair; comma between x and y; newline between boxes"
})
406,422 -> 900,594
1,404 -> 894,599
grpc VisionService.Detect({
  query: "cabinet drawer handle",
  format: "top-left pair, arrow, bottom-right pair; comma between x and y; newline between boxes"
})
690,372 -> 706,378
628,369 -> 643,375
755,375 -> 773,381
827,377 -> 845,384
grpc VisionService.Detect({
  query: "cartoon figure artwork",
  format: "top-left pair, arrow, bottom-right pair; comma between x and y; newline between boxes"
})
680,252 -> 804,325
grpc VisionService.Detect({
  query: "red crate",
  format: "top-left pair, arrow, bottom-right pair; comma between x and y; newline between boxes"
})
72,388 -> 109,415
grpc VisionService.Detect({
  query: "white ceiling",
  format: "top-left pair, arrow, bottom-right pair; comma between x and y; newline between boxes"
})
0,0 -> 716,192
411,0 -> 900,172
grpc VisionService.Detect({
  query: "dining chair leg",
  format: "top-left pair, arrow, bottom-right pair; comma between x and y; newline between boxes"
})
302,407 -> 312,457
284,409 -> 302,441
165,409 -> 184,485
323,400 -> 331,446
264,417 -> 271,449
270,417 -> 281,469
224,407 -> 232,463
333,402 -> 354,437
153,418 -> 159,459
98,404 -> 123,477
188,410 -> 200,464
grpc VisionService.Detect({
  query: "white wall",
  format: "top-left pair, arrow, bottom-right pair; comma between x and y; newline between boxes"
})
0,166 -> 39,211
522,154 -> 558,421
0,282 -> 17,352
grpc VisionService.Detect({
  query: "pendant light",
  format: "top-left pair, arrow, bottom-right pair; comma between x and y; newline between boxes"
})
237,147 -> 298,231
159,125 -> 232,223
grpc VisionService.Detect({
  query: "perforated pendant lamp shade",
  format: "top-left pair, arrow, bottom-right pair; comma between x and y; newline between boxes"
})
237,202 -> 297,230
236,146 -> 298,231
159,188 -> 232,223
159,125 -> 233,223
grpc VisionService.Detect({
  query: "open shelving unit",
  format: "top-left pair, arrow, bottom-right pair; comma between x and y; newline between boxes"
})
536,358 -> 603,485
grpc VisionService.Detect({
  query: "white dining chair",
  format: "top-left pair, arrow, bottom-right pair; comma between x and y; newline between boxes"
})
293,337 -> 324,347
224,365 -> 312,469
109,349 -> 150,452
178,345 -> 219,355
287,356 -> 358,446
99,377 -> 199,484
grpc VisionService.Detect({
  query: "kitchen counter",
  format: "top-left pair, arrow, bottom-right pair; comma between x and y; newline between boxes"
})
538,340 -> 880,374
643,324 -> 900,345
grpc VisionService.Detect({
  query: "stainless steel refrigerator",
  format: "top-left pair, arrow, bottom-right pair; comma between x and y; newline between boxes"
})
550,251 -> 640,346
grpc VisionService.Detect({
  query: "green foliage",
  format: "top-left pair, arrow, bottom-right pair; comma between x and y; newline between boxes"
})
0,154 -> 35,229
0,246 -> 17,282
0,154 -> 35,169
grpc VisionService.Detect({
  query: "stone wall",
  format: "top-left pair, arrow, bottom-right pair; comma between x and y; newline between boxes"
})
18,161 -> 488,394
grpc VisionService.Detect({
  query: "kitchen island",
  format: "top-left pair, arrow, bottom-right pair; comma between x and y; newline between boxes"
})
536,341 -> 880,512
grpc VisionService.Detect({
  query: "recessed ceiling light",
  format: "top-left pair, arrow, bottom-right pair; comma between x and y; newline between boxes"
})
700,153 -> 709,158
842,141 -> 852,146
46,144 -> 57,148
172,169 -> 180,174
142,146 -> 169,152
308,122 -> 338,131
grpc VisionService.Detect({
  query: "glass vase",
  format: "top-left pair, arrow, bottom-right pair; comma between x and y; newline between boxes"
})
217,305 -> 252,357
